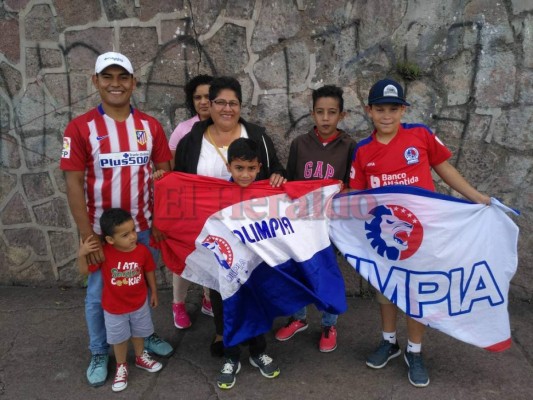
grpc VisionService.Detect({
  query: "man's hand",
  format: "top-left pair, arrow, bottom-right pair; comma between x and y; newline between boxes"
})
151,225 -> 166,243
65,171 -> 105,263
153,169 -> 166,180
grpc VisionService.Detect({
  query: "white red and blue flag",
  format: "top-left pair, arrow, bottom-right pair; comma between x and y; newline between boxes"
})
329,185 -> 519,351
154,172 -> 347,347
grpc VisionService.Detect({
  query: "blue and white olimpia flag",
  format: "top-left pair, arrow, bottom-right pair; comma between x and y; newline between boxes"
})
329,185 -> 519,351
154,172 -> 347,347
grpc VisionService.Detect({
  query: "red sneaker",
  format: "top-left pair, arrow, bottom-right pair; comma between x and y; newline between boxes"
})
201,296 -> 214,317
275,318 -> 308,341
135,351 -> 163,373
112,363 -> 128,392
319,326 -> 337,352
172,302 -> 191,329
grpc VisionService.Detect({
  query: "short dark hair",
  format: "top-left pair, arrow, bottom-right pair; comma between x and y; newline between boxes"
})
100,208 -> 133,237
209,76 -> 242,104
184,74 -> 213,116
227,138 -> 260,164
312,85 -> 344,112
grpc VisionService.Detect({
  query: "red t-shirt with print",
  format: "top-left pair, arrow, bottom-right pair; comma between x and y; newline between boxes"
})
89,242 -> 156,314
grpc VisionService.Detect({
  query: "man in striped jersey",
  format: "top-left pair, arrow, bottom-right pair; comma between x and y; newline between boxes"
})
60,52 -> 173,387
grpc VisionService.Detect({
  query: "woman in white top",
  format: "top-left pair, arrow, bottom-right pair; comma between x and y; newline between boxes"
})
174,76 -> 286,355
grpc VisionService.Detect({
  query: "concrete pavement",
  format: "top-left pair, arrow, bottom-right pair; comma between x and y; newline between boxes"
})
1,286 -> 532,400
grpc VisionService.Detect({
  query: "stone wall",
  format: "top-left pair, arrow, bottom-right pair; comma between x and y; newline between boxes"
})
0,0 -> 531,299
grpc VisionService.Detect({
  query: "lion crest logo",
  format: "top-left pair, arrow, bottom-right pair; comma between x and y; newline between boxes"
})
365,205 -> 423,260
201,235 -> 233,270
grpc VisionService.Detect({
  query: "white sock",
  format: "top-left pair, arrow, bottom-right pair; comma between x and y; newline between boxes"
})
407,340 -> 422,353
382,331 -> 397,344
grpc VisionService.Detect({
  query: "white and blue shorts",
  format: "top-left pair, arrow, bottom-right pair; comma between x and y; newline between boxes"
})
104,299 -> 154,344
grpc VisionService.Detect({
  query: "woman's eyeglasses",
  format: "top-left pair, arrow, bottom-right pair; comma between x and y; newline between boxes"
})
212,99 -> 240,109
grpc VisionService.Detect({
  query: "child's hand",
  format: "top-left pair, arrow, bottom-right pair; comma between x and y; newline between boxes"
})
78,235 -> 100,258
269,173 -> 287,187
153,169 -> 166,180
150,292 -> 159,308
478,194 -> 491,205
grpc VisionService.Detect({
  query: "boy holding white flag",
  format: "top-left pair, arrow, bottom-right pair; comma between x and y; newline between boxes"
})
349,78 -> 490,387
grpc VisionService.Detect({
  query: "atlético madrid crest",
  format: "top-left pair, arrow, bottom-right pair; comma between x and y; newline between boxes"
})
136,130 -> 147,145
364,204 -> 423,261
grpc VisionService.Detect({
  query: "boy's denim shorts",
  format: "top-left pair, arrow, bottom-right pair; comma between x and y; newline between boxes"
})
104,299 -> 154,344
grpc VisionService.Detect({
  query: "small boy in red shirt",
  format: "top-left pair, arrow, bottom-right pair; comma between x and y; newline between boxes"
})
78,208 -> 163,392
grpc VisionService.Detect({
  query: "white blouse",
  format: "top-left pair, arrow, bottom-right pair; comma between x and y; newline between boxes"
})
196,124 -> 249,179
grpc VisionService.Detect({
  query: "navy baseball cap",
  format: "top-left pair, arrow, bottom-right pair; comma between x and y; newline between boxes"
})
368,78 -> 410,106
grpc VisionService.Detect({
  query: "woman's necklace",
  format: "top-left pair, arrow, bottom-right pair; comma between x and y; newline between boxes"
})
207,124 -> 241,148
206,126 -> 236,165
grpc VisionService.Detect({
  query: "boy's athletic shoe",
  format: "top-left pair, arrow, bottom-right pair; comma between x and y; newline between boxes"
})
366,340 -> 401,369
404,351 -> 430,387
319,326 -> 337,352
173,302 -> 192,329
112,363 -> 128,392
86,353 -> 109,387
201,296 -> 214,317
135,350 -> 163,372
144,333 -> 174,357
275,318 -> 308,341
249,353 -> 281,378
217,359 -> 241,389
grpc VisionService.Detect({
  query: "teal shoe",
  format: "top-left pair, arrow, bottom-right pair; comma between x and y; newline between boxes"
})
366,340 -> 401,369
144,333 -> 173,357
404,351 -> 430,387
87,354 -> 109,387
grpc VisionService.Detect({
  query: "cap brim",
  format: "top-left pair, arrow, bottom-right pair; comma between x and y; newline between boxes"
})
368,97 -> 410,106
96,64 -> 133,74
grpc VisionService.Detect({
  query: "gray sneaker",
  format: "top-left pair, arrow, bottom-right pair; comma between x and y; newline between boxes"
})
404,351 -> 430,387
86,353 -> 109,387
366,340 -> 401,369
217,359 -> 241,389
249,353 -> 280,378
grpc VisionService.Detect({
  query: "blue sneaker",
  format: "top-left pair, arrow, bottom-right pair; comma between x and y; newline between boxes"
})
404,351 -> 430,387
86,353 -> 109,387
366,340 -> 401,369
249,353 -> 280,378
144,333 -> 173,357
217,358 -> 241,389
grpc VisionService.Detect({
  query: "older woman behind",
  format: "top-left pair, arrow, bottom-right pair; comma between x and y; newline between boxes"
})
174,76 -> 286,358
168,75 -> 214,330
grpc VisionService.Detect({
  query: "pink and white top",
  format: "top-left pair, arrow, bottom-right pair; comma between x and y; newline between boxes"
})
168,115 -> 200,151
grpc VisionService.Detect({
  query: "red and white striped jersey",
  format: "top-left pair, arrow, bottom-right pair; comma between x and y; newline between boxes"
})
60,105 -> 171,234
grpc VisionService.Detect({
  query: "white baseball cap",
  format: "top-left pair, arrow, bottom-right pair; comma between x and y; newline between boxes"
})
94,52 -> 134,74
